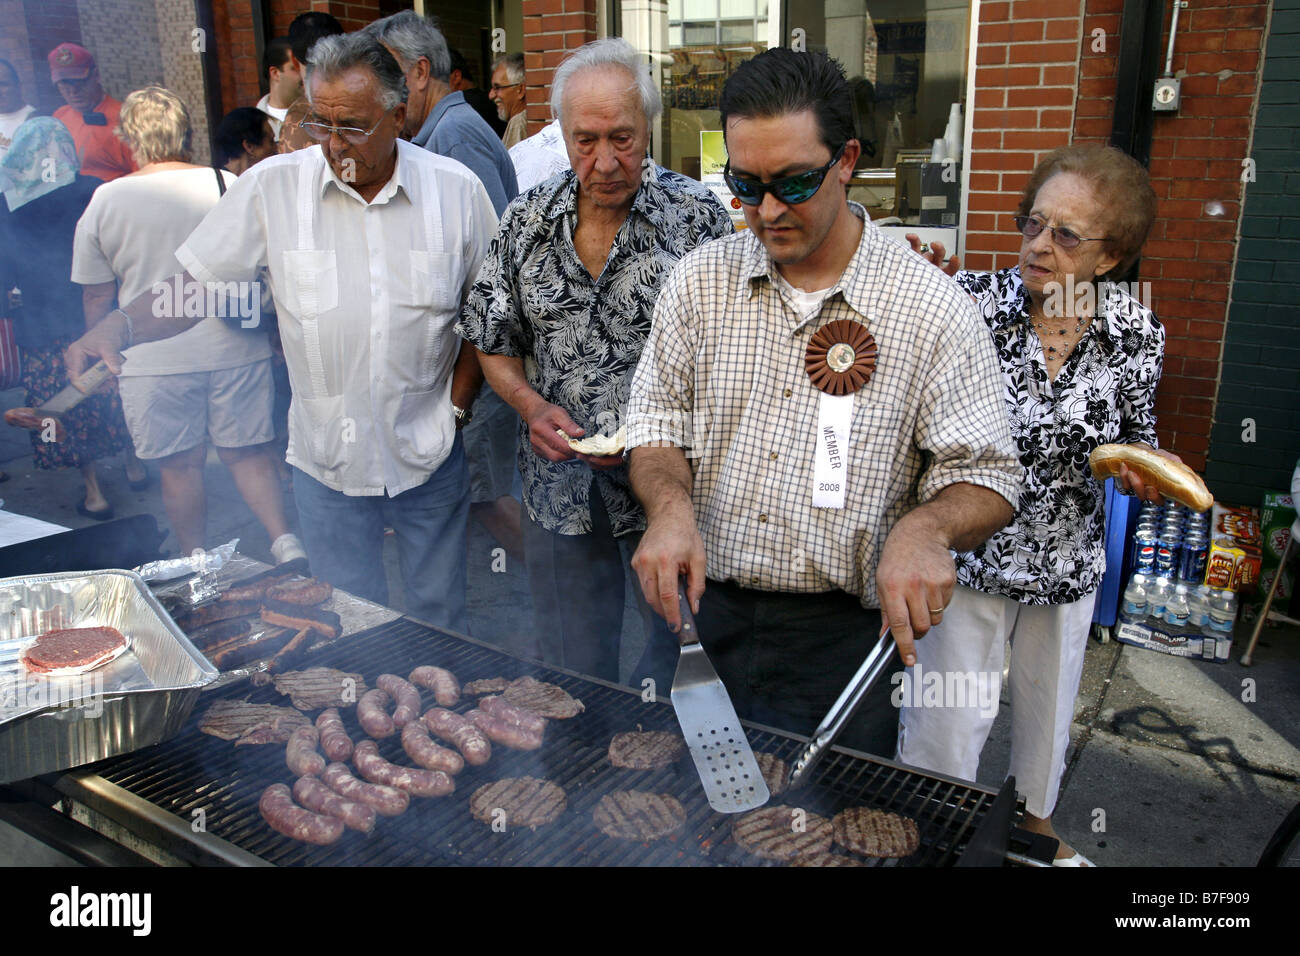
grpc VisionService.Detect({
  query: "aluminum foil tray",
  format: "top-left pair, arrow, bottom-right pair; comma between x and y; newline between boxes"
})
0,569 -> 218,783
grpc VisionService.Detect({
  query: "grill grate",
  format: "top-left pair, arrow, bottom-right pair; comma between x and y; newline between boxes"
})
78,618 -> 1006,866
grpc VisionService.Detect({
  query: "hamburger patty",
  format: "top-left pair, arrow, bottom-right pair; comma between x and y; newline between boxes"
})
593,791 -> 686,841
462,677 -> 510,695
754,753 -> 788,796
831,807 -> 920,858
23,626 -> 126,673
469,777 -> 566,828
502,676 -> 584,719
732,806 -> 832,861
608,730 -> 685,770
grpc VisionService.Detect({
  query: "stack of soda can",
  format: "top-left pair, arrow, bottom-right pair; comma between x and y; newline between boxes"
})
1131,502 -> 1210,585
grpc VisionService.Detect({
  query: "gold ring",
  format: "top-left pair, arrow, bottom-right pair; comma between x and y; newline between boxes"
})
929,607 -> 945,614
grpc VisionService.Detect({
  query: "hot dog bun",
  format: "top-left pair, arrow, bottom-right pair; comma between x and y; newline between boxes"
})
1089,443 -> 1214,512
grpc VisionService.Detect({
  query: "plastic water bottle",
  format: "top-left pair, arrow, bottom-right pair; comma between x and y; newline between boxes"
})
1208,589 -> 1237,636
1164,583 -> 1191,630
1121,573 -> 1149,624
1147,577 -> 1172,622
1189,584 -> 1213,631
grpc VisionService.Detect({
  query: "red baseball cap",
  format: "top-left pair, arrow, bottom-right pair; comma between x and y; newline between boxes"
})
48,43 -> 95,82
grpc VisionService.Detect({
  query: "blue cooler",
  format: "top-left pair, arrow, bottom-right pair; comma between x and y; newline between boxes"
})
1092,478 -> 1138,639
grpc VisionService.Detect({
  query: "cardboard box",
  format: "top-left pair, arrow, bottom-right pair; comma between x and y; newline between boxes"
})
1242,491 -> 1295,621
1205,503 -> 1262,591
1115,619 -> 1232,662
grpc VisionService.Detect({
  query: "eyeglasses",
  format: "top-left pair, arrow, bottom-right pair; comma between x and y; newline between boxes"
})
724,143 -> 846,207
490,82 -> 523,92
300,110 -> 391,146
1013,215 -> 1108,250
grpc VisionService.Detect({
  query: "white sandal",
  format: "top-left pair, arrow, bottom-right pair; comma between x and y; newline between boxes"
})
1052,850 -> 1096,867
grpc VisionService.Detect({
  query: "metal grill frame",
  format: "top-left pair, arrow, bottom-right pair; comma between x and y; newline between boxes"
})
29,618 -> 1017,866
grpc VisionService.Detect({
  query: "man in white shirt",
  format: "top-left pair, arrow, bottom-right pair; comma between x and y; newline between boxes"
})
508,119 -> 569,193
256,37 -> 301,140
66,33 -> 498,632
0,59 -> 35,167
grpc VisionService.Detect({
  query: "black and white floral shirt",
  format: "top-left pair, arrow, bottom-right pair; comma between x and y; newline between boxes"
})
953,267 -> 1164,604
457,166 -> 733,536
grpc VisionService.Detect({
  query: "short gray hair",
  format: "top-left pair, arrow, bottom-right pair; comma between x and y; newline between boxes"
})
551,38 -> 661,124
117,86 -> 193,164
362,10 -> 450,82
304,32 -> 408,110
492,52 -> 524,85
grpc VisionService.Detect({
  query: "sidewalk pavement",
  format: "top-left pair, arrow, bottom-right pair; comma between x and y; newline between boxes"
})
0,384 -> 1295,866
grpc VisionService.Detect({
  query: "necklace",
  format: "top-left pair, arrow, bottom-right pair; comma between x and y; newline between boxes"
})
1030,313 -> 1088,358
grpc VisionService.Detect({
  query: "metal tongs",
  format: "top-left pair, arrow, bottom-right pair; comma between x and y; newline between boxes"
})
785,629 -> 897,790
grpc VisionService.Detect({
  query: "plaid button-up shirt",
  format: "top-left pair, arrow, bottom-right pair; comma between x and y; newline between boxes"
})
627,206 -> 1023,608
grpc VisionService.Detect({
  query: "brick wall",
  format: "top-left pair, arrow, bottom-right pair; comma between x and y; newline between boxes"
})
155,0 -> 211,164
522,0 -> 598,134
1205,0 -> 1300,505
1,1 -> 38,113
19,0 -> 83,113
75,0 -> 166,100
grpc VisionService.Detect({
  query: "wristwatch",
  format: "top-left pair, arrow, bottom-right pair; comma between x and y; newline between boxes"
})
452,403 -> 473,428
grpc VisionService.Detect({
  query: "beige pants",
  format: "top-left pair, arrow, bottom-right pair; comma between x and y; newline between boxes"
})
895,583 -> 1095,818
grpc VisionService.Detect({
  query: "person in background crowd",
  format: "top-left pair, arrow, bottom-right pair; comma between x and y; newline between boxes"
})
256,36 -> 301,140
70,86 -> 303,562
215,107 -> 276,176
897,145 -> 1171,866
365,11 -> 524,564
66,35 -> 498,631
0,59 -> 35,166
459,38 -> 734,682
276,96 -> 313,154
626,48 -> 1022,756
0,119 -> 133,509
508,118 -> 569,193
489,52 -> 527,149
448,47 -> 505,138
288,10 -> 343,70
48,42 -> 135,182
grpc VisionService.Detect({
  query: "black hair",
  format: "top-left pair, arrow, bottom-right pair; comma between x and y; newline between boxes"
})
262,36 -> 293,79
447,47 -> 473,84
214,106 -> 271,165
289,11 -> 344,65
718,48 -> 854,156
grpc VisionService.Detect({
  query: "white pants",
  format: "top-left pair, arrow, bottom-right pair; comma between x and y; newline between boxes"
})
895,583 -> 1095,818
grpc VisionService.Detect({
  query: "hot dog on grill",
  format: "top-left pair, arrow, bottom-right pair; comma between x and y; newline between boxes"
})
409,665 -> 460,707
321,762 -> 408,817
267,626 -> 315,675
260,599 -> 342,640
266,578 -> 333,606
357,688 -> 395,739
293,774 -> 375,834
422,707 -> 492,766
208,627 -> 296,670
187,618 -> 252,651
353,740 -> 455,797
316,708 -> 354,762
400,720 -> 465,775
259,783 -> 344,845
285,725 -> 326,777
375,674 -> 421,728
467,707 -> 543,751
480,695 -> 547,735
176,599 -> 262,632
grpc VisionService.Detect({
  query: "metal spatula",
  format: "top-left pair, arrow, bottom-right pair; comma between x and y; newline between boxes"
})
669,579 -> 770,813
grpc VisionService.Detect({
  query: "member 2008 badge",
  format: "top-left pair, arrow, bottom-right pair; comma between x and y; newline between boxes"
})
805,319 -> 877,395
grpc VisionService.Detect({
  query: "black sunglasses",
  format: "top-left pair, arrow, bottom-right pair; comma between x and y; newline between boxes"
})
1013,215 -> 1107,250
724,143 -> 847,206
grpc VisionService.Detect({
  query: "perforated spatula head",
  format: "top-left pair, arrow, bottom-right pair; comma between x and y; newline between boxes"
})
669,580 -> 770,813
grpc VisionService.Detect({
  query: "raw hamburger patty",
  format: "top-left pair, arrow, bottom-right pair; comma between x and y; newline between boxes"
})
23,626 -> 126,673
502,676 -> 584,718
592,791 -> 686,841
831,807 -> 920,858
469,777 -> 567,829
754,753 -> 788,796
732,806 -> 832,861
608,731 -> 685,770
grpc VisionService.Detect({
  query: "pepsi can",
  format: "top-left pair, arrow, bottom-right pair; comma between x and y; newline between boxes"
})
1155,532 -> 1180,578
1181,534 -> 1208,584
1133,529 -> 1158,572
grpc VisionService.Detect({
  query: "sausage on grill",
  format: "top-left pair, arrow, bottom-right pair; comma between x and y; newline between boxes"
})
293,774 -> 375,834
321,762 -> 409,817
400,720 -> 464,775
409,665 -> 460,707
357,688 -> 395,739
316,708 -> 354,762
285,725 -> 326,777
260,599 -> 341,640
480,695 -> 547,735
353,740 -> 455,797
266,578 -> 333,606
259,783 -> 344,845
467,707 -> 543,751
375,674 -> 421,729
422,707 -> 492,766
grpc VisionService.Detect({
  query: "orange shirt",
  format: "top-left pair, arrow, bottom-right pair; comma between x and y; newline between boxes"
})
54,95 -> 136,182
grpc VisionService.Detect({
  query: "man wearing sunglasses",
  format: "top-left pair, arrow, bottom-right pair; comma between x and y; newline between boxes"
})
65,33 -> 498,634
626,48 -> 1023,753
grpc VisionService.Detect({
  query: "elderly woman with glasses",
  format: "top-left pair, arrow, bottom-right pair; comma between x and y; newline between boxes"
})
898,145 -> 1183,866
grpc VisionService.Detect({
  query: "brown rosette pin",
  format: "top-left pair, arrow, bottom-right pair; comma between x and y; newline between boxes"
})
805,319 -> 877,395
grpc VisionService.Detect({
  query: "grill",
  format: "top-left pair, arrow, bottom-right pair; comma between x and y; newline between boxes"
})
45,617 -> 1021,866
